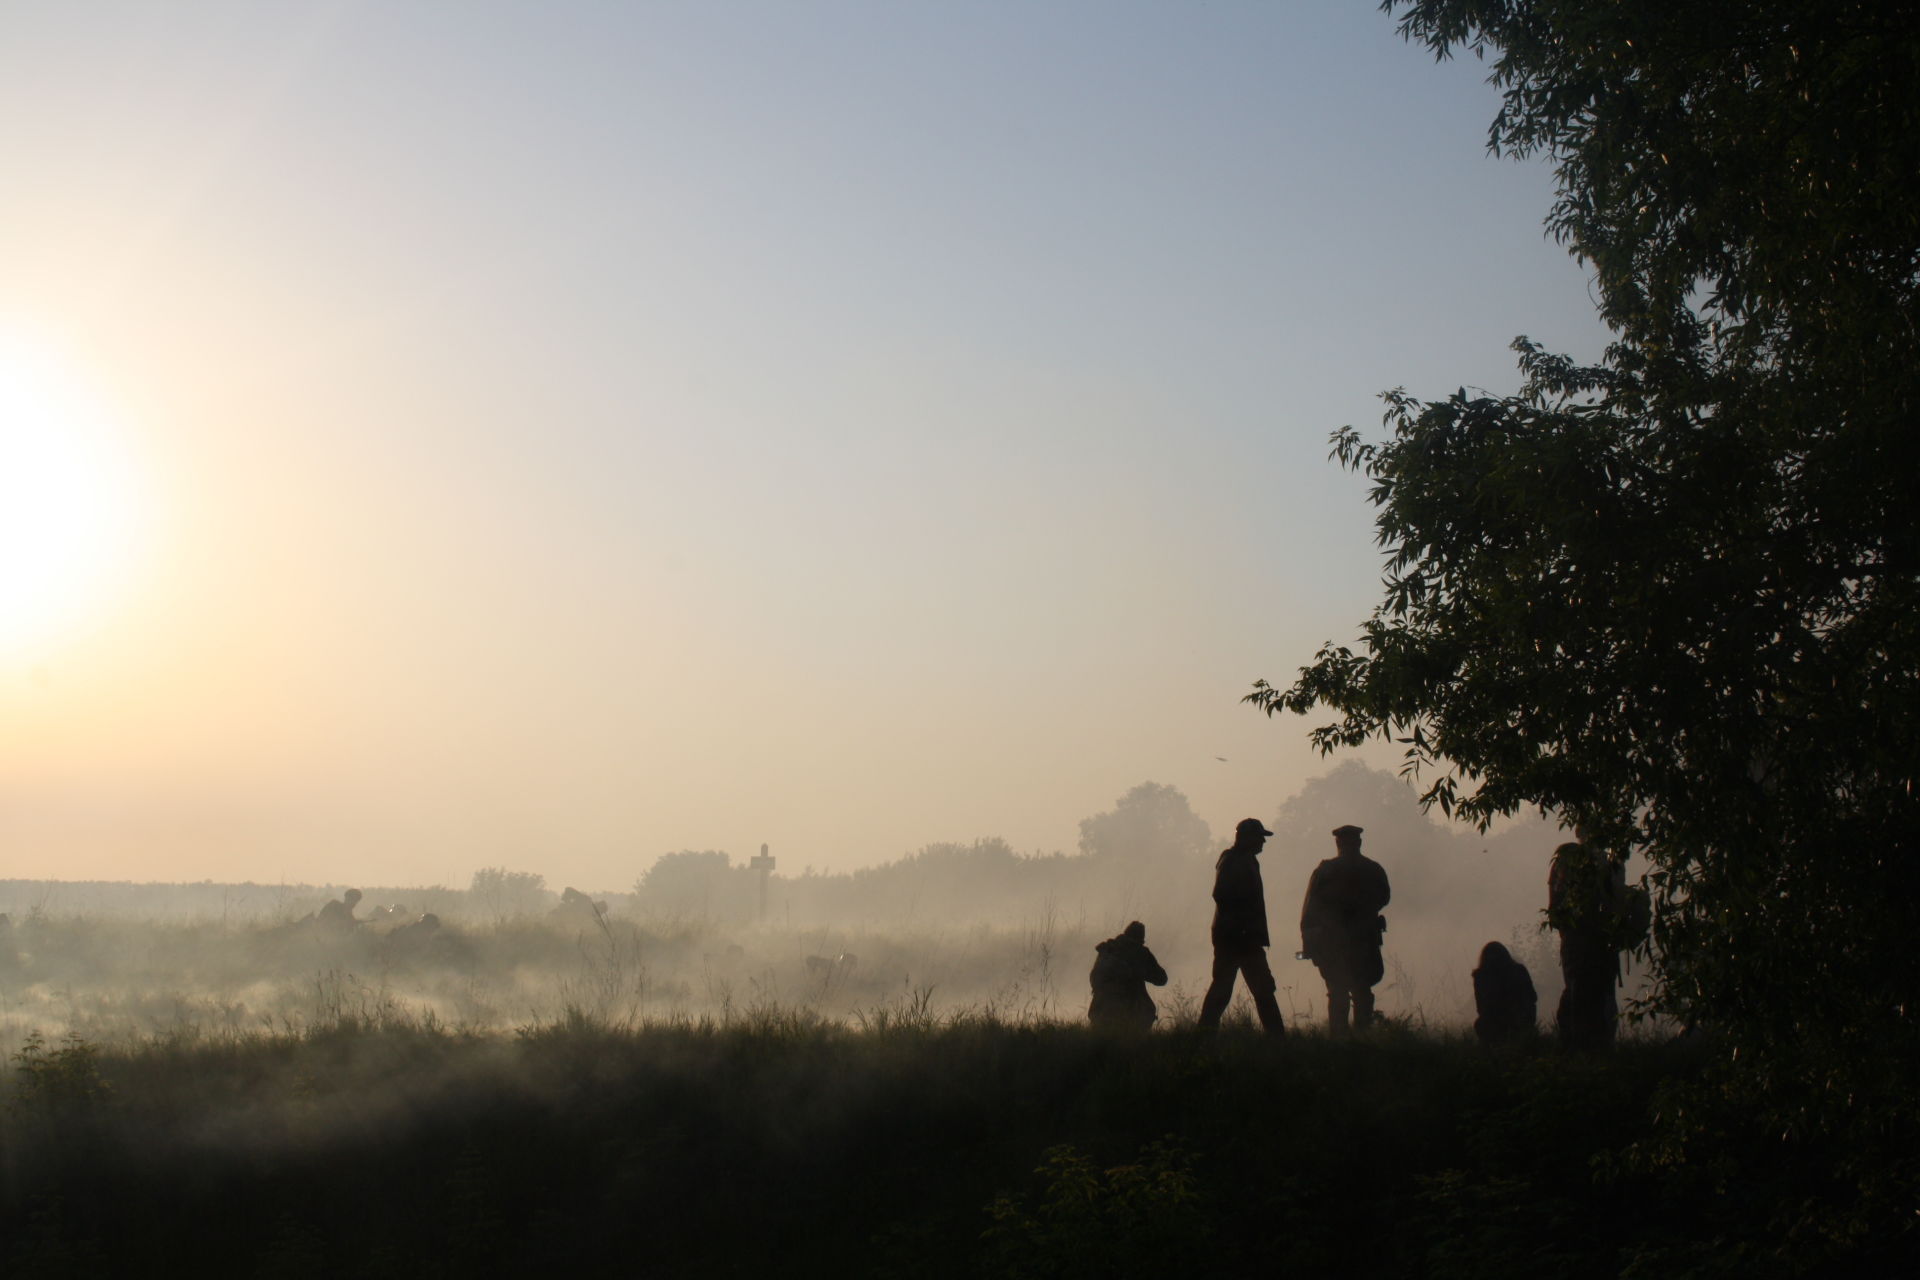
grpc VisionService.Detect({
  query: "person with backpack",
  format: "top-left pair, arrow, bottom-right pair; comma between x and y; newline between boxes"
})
1548,833 -> 1651,1050
1087,920 -> 1168,1031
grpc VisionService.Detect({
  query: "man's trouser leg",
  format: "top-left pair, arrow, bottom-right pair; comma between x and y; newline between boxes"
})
1197,949 -> 1240,1029
1352,986 -> 1376,1030
1319,961 -> 1351,1036
1559,947 -> 1618,1050
1242,948 -> 1285,1034
1554,983 -> 1579,1046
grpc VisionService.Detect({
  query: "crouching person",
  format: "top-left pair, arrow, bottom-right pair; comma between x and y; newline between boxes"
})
1472,941 -> 1537,1045
1088,921 -> 1168,1032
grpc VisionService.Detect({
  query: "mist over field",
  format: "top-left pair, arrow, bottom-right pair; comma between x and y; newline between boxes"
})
0,765 -> 1697,1279
0,763 -> 1623,1057
4,0 -> 1915,1271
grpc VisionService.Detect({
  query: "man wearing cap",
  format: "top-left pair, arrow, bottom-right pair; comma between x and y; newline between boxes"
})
1197,817 -> 1286,1033
1300,825 -> 1392,1036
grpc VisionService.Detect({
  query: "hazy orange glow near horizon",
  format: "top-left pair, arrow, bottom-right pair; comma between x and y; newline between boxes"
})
0,2 -> 1608,893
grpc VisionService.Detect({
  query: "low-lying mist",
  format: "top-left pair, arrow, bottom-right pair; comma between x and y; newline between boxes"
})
0,763 -> 1655,1056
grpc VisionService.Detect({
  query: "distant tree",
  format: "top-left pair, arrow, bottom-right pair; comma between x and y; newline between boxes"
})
1077,783 -> 1215,865
1250,1 -> 1919,1241
848,839 -> 1066,924
467,867 -> 549,921
1270,761 -> 1441,857
634,851 -> 750,920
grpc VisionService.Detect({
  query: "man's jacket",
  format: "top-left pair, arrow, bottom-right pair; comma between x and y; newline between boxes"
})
1211,846 -> 1270,949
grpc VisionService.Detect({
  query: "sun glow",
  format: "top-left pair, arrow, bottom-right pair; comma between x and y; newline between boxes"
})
0,333 -> 148,659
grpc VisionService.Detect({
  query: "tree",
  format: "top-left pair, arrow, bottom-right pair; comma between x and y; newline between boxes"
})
1077,783 -> 1216,866
468,866 -> 549,920
1271,760 -> 1445,863
1249,1 -> 1918,1250
634,851 -> 749,920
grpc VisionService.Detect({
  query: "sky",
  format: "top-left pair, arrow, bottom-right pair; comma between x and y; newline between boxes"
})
0,1 -> 1609,892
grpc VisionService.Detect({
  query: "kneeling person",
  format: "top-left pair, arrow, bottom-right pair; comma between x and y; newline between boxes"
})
1088,921 -> 1169,1032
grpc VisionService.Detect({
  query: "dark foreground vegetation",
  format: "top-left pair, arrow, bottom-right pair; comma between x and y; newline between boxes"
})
3,1015 -> 1909,1279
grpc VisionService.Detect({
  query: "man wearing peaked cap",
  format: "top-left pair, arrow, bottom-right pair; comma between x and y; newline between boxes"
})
1197,817 -> 1286,1034
1300,824 -> 1392,1036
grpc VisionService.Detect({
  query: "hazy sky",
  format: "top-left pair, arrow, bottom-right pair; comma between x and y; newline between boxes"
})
0,1 -> 1607,891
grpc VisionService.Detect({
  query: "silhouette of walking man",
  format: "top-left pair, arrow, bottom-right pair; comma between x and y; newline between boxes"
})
1197,818 -> 1286,1034
1301,825 -> 1391,1036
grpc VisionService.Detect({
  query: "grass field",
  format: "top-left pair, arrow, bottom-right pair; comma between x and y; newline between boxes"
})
7,1003 -> 1903,1280
1,905 -> 1910,1278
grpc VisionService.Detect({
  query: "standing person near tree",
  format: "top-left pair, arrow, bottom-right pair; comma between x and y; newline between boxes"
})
1300,825 -> 1391,1036
1197,818 -> 1286,1034
1548,833 -> 1649,1051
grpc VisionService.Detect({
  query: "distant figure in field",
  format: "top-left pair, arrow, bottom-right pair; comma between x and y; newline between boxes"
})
314,888 -> 363,931
386,912 -> 441,949
1472,941 -> 1537,1045
1087,920 -> 1169,1032
551,887 -> 609,926
1197,818 -> 1286,1034
385,912 -> 471,967
1548,835 -> 1649,1051
1300,825 -> 1392,1036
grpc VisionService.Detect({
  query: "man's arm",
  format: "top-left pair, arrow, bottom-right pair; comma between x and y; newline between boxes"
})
1141,948 -> 1168,986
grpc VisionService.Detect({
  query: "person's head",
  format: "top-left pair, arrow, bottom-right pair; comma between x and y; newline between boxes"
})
1571,824 -> 1629,865
1476,940 -> 1513,971
1123,920 -> 1146,943
1332,824 -> 1363,854
344,888 -> 363,905
1234,818 -> 1273,849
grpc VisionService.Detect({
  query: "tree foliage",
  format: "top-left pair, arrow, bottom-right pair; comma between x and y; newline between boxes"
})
1249,0 -> 1919,1235
1077,782 -> 1216,865
633,850 -> 750,919
467,866 -> 550,920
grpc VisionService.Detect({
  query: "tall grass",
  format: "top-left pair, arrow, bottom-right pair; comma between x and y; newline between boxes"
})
5,1006 -> 1898,1279
0,908 -> 1904,1276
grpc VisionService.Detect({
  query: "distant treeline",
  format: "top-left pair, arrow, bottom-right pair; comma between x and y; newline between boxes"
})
2,768 -> 1584,1030
629,767 -> 1562,941
0,879 -> 472,924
